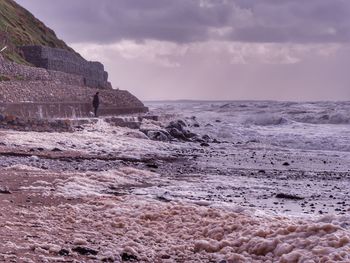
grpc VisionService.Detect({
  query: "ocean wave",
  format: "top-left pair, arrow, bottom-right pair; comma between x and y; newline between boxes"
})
244,114 -> 289,126
293,113 -> 350,125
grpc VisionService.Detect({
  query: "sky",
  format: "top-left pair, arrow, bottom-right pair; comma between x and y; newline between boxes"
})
16,0 -> 350,101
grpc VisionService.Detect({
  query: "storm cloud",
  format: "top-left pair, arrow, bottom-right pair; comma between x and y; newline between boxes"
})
15,0 -> 350,100
16,0 -> 350,44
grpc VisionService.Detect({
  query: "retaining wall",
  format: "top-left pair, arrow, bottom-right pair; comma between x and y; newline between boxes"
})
20,46 -> 111,89
0,53 -> 148,119
0,102 -> 147,119
0,53 -> 84,86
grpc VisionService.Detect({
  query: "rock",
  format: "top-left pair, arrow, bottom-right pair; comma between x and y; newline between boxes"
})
72,246 -> 98,256
58,248 -> 70,256
202,134 -> 211,142
146,163 -> 158,169
166,119 -> 187,131
200,142 -> 210,147
194,137 -> 205,143
121,252 -> 138,262
275,193 -> 304,200
29,155 -> 40,162
168,128 -> 187,140
176,119 -> 187,128
52,148 -> 62,152
183,129 -> 196,139
156,195 -> 172,203
0,186 -> 11,194
282,162 -> 290,166
147,130 -> 170,141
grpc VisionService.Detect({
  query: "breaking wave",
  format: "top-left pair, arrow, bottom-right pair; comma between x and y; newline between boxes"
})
293,113 -> 350,125
244,114 -> 289,126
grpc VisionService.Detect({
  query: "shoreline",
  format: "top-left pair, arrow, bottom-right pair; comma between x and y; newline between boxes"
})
0,102 -> 348,261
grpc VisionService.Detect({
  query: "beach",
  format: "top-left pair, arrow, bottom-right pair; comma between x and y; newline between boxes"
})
0,100 -> 349,262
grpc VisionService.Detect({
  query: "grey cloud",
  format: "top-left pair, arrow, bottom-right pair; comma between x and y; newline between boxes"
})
16,0 -> 350,44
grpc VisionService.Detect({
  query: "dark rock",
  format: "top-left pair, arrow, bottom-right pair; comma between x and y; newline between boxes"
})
168,128 -> 187,140
121,252 -> 138,262
200,142 -> 210,147
275,193 -> 304,200
75,125 -> 84,131
147,130 -> 170,141
58,248 -> 70,256
166,119 -> 187,131
72,246 -> 98,256
146,163 -> 158,169
101,257 -> 115,262
156,195 -> 172,203
282,162 -> 290,166
0,186 -> 11,194
176,119 -> 187,127
52,148 -> 63,152
183,129 -> 196,139
194,137 -> 205,143
202,134 -> 211,142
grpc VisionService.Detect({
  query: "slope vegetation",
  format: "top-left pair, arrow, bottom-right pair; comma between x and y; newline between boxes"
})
0,0 -> 72,63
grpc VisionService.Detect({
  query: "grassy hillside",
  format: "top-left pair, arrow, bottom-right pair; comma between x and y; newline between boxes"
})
0,0 -> 72,64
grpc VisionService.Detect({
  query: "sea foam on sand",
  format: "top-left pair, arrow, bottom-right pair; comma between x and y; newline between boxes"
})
1,101 -> 350,262
14,167 -> 348,262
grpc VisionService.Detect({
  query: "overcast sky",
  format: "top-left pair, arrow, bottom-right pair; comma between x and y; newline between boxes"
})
16,0 -> 350,101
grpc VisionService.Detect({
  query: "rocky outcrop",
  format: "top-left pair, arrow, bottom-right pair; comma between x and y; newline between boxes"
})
20,46 -> 111,89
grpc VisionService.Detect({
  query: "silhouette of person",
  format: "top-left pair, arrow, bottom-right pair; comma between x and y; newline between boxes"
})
92,92 -> 100,117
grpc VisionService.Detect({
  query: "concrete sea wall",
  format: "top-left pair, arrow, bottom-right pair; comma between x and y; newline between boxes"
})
0,54 -> 148,119
20,46 -> 112,89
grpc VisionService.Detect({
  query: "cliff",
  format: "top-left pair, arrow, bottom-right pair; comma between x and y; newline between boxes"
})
0,0 -> 72,64
0,0 -> 148,119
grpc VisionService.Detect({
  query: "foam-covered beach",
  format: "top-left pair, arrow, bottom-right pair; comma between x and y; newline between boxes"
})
0,101 -> 349,262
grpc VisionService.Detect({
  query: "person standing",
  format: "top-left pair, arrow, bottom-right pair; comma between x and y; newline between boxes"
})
92,92 -> 100,117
